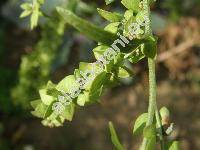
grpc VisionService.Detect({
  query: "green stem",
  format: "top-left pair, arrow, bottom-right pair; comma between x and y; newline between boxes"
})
140,58 -> 157,150
140,0 -> 164,149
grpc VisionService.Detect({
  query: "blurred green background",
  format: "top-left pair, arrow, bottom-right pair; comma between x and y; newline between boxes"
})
0,0 -> 199,149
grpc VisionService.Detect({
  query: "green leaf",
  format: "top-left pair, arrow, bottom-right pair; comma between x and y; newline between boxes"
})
93,45 -> 110,59
105,0 -> 115,5
146,136 -> 156,150
125,46 -> 145,64
121,0 -> 140,12
109,122 -> 124,150
133,113 -> 148,135
39,89 -> 55,105
56,75 -> 79,93
87,72 -> 110,102
30,11 -> 39,29
42,112 -> 65,127
38,0 -> 45,4
30,99 -> 41,109
104,22 -> 120,34
117,67 -> 132,78
77,91 -> 89,106
97,8 -> 123,22
31,102 -> 52,118
61,103 -> 75,121
169,141 -> 180,150
20,3 -> 32,10
124,10 -> 133,21
143,42 -> 157,59
165,141 -> 180,150
143,124 -> 156,139
56,7 -> 117,45
20,10 -> 32,18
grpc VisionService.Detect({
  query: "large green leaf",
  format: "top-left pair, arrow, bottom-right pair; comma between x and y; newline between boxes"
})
133,113 -> 148,135
109,122 -> 124,150
56,7 -> 117,45
97,8 -> 123,22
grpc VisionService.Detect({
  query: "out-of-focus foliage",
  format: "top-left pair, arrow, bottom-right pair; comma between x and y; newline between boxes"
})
11,18 -> 65,108
162,0 -> 200,20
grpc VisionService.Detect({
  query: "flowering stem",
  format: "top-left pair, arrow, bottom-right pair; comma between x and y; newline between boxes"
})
140,0 -> 164,149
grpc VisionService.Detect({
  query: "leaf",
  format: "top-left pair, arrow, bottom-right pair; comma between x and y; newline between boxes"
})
104,22 -> 120,34
30,11 -> 39,29
31,102 -> 52,118
169,141 -> 180,150
133,113 -> 148,135
42,112 -> 64,127
39,89 -> 55,105
109,122 -> 124,150
146,136 -> 156,150
165,141 -> 180,150
143,36 -> 157,59
97,8 -> 123,22
89,72 -> 108,93
121,0 -> 140,12
77,91 -> 89,106
117,67 -> 132,78
61,103 -> 75,121
20,3 -> 32,10
87,72 -> 110,102
93,45 -> 110,59
124,10 -> 133,21
143,42 -> 157,59
56,75 -> 79,93
20,10 -> 32,18
143,124 -> 156,139
56,7 -> 117,45
105,0 -> 115,5
30,99 -> 41,109
125,46 -> 145,64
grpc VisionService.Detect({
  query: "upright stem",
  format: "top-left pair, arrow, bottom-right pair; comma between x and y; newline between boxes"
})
140,0 -> 164,149
140,58 -> 157,150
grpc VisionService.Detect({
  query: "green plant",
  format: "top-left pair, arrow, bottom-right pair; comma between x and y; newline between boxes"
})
22,0 -> 180,149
